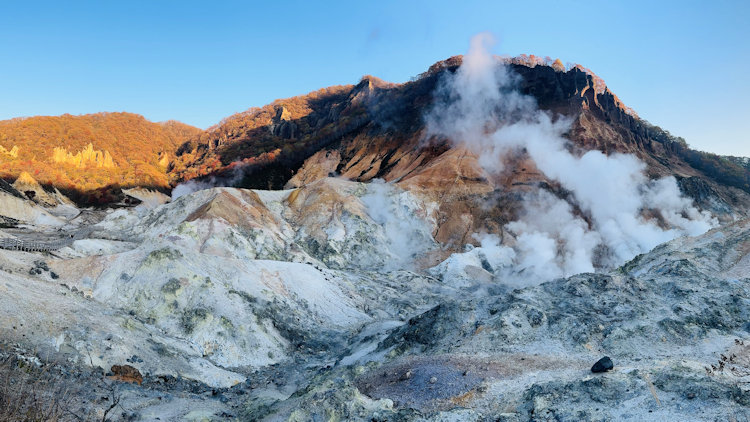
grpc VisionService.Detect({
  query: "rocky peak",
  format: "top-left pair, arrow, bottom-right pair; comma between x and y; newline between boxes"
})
423,55 -> 636,120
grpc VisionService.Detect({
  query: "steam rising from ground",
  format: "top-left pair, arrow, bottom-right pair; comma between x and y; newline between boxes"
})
171,164 -> 247,200
361,179 -> 434,269
427,33 -> 717,284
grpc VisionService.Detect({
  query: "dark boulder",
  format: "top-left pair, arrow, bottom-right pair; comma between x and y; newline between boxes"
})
591,356 -> 614,373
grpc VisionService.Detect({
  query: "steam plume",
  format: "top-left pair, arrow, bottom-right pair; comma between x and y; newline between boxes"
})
361,179 -> 434,269
171,163 -> 248,200
426,33 -> 717,284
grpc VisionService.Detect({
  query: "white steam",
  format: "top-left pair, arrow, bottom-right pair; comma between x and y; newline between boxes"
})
361,179 -> 434,269
427,33 -> 717,285
171,178 -> 217,200
171,164 -> 247,200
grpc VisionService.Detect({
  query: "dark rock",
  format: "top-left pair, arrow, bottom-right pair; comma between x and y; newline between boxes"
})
591,356 -> 614,373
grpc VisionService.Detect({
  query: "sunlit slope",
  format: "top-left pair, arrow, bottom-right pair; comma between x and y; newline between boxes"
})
0,112 -> 200,202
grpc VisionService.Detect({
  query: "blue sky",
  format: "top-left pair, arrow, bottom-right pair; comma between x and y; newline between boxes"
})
1,0 -> 748,156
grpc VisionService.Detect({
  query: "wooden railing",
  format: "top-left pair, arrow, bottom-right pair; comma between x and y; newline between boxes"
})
0,228 -> 91,252
0,236 -> 74,252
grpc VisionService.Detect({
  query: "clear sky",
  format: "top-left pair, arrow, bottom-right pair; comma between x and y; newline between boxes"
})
1,0 -> 748,156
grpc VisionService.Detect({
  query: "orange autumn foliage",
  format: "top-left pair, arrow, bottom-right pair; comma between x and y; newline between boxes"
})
0,112 -> 200,194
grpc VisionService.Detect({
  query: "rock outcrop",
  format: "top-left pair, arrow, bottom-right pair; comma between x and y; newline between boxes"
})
52,143 -> 116,168
121,187 -> 171,208
0,190 -> 64,226
0,144 -> 18,158
284,149 -> 341,188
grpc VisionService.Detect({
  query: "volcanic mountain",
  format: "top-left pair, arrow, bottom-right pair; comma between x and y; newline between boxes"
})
170,55 -> 750,249
1,49 -> 749,421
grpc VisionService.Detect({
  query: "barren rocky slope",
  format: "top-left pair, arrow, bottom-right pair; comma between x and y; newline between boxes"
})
0,179 -> 747,420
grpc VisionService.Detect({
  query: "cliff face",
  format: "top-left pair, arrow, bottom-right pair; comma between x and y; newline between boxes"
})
171,57 -> 750,246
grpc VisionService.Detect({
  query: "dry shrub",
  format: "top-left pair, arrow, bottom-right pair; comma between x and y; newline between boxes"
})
0,353 -> 71,421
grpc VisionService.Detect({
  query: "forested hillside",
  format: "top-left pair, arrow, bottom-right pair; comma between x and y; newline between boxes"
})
0,112 -> 200,202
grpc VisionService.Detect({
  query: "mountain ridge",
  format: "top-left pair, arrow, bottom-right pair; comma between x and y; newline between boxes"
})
1,58 -> 748,210
163,56 -> 749,252
171,56 -> 749,198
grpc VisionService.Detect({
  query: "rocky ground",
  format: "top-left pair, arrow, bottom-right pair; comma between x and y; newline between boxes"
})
0,179 -> 748,421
